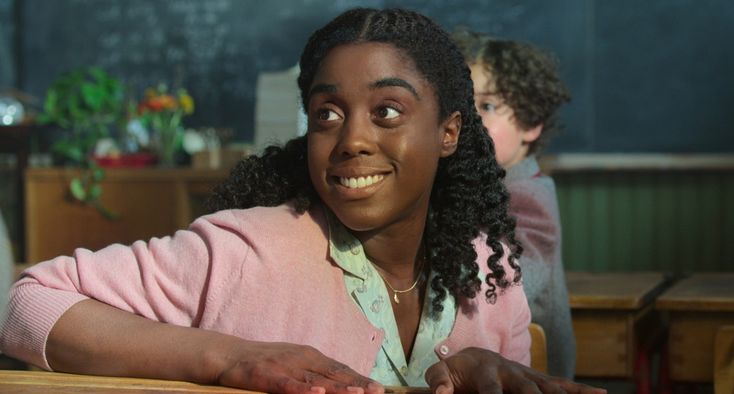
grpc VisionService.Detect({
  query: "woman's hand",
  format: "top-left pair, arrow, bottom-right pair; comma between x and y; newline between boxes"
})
46,300 -> 382,394
214,341 -> 384,394
424,347 -> 606,394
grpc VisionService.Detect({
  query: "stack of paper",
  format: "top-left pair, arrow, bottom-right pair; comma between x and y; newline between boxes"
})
254,65 -> 307,154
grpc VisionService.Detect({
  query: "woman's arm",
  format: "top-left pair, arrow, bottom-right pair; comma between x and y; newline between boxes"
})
47,299 -> 226,382
0,215 -> 236,369
48,298 -> 381,394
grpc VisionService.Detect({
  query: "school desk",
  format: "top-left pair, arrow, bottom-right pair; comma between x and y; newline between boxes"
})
715,325 -> 734,394
566,272 -> 671,383
655,273 -> 734,384
0,370 -> 432,393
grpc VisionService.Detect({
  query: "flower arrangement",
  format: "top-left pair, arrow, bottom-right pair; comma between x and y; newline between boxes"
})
136,84 -> 194,166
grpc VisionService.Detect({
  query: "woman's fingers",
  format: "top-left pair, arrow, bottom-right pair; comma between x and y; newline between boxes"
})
312,359 -> 380,390
424,361 -> 455,394
217,342 -> 382,394
427,347 -> 607,394
550,377 -> 607,394
299,362 -> 383,394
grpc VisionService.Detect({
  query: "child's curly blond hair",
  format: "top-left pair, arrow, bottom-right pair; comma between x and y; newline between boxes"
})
452,29 -> 571,155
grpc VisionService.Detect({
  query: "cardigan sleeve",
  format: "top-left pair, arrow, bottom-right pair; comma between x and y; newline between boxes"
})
502,282 -> 532,366
506,178 -> 561,306
0,210 -> 249,370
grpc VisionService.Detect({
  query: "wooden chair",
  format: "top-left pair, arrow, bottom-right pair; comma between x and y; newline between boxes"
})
715,325 -> 734,394
529,323 -> 548,374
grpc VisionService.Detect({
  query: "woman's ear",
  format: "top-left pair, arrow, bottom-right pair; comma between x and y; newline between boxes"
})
440,111 -> 461,157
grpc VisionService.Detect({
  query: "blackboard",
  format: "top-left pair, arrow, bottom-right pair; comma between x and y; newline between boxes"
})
9,0 -> 734,152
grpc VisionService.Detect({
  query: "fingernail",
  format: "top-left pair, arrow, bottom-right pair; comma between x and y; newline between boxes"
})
347,386 -> 365,394
436,384 -> 450,394
367,382 -> 384,394
309,387 -> 326,394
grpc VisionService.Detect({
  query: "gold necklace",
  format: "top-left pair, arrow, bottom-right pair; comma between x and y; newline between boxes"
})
374,256 -> 426,304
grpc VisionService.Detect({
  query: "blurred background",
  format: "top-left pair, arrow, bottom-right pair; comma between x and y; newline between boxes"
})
0,0 -> 732,272
1,1 -> 733,391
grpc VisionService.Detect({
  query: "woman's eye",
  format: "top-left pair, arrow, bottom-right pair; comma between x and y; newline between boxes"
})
377,106 -> 400,119
316,109 -> 340,121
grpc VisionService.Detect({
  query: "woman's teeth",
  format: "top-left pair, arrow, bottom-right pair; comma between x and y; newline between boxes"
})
339,174 -> 384,189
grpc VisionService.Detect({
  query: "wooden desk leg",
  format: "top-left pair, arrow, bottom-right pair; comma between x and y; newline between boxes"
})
715,325 -> 734,394
658,336 -> 672,394
635,349 -> 651,394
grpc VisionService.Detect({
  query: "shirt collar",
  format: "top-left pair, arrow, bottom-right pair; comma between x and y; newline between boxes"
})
505,154 -> 541,182
326,210 -> 371,280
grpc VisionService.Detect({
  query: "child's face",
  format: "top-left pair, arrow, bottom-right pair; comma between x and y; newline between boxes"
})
306,42 -> 460,234
469,64 -> 541,169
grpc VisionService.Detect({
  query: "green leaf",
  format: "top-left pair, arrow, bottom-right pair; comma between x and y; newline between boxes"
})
88,184 -> 102,200
70,178 -> 86,201
92,167 -> 105,182
52,140 -> 85,163
81,83 -> 103,112
93,201 -> 119,220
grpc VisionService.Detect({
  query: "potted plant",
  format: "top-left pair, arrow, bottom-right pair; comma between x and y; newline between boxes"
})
38,67 -> 125,218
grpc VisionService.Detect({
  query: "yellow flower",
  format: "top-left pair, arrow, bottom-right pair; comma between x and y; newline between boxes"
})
178,91 -> 195,114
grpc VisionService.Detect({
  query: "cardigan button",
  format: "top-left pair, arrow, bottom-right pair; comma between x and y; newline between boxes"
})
439,345 -> 449,355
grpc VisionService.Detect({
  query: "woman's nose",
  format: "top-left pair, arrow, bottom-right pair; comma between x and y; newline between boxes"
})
335,114 -> 376,157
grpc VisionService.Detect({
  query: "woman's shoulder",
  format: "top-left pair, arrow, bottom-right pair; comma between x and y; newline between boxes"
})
199,203 -> 319,225
194,203 -> 329,248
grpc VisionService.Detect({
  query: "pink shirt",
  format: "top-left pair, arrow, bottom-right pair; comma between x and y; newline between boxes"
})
0,204 -> 531,376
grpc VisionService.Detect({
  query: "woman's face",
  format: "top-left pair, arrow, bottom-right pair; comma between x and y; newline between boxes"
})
306,42 -> 460,234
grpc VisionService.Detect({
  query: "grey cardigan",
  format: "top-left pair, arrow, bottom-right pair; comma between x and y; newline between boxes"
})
505,156 -> 576,378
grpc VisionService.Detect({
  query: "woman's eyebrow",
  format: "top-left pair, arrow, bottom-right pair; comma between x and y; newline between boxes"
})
308,83 -> 338,98
371,78 -> 419,99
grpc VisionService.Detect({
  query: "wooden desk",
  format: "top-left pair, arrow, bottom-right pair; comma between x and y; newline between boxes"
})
0,371 -> 429,393
656,273 -> 734,383
0,370 -> 254,393
25,167 -> 230,263
566,272 -> 671,378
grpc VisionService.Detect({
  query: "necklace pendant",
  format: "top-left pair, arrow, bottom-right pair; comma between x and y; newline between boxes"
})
393,293 -> 400,304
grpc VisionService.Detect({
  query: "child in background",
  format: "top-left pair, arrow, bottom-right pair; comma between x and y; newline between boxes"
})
453,30 -> 576,379
0,9 -> 604,393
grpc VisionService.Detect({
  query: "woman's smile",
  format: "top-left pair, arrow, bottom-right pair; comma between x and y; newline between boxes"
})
337,174 -> 385,189
327,164 -> 391,199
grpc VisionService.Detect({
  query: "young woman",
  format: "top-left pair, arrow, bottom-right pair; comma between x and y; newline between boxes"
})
1,8 -> 603,394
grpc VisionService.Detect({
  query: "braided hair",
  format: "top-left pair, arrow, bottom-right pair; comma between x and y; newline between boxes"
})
208,8 -> 522,314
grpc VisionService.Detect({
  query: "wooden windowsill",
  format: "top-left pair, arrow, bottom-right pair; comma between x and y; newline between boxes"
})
539,153 -> 734,172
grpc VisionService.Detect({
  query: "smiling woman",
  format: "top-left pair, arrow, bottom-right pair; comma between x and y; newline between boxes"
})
1,7 -> 605,394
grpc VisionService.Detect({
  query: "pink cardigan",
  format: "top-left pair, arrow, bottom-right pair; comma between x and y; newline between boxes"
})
0,204 -> 531,376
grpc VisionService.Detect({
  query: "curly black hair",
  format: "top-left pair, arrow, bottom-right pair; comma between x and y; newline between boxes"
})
452,29 -> 571,155
208,8 -> 522,314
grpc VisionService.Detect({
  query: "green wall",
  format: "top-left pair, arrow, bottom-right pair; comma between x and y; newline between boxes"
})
555,171 -> 734,273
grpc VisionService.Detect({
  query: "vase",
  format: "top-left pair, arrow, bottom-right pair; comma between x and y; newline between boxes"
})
153,126 -> 182,167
